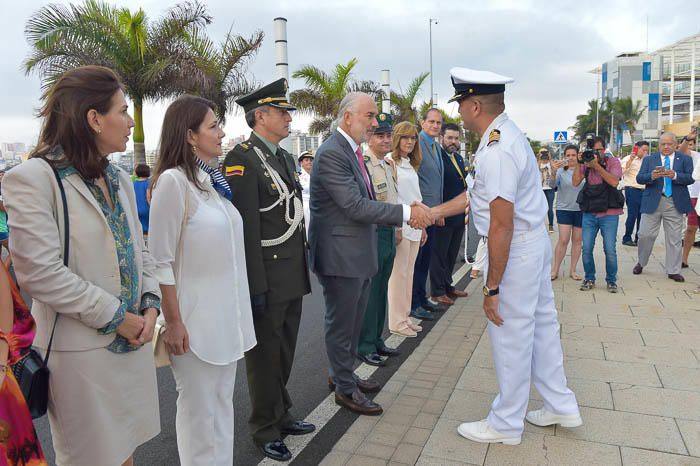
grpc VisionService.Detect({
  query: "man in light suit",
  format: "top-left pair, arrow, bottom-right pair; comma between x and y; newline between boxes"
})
411,108 -> 445,320
634,132 -> 694,281
309,92 -> 436,415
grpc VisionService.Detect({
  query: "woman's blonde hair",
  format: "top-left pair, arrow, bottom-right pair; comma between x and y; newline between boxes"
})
392,121 -> 422,170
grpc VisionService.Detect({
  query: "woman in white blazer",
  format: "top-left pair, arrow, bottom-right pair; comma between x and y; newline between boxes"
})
3,66 -> 160,466
148,95 -> 256,466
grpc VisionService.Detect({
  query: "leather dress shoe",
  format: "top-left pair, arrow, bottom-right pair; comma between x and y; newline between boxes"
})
422,301 -> 441,312
668,273 -> 685,282
682,262 -> 689,268
335,390 -> 383,416
410,307 -> 435,320
258,439 -> 292,461
448,289 -> 469,299
633,263 -> 643,275
432,295 -> 455,305
622,240 -> 637,246
328,376 -> 381,393
280,420 -> 316,436
377,345 -> 400,357
357,352 -> 386,367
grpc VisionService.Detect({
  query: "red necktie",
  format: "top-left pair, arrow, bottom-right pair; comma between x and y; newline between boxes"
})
355,147 -> 373,199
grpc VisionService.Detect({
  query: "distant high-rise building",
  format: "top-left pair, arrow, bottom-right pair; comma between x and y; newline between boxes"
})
145,150 -> 158,168
286,130 -> 320,157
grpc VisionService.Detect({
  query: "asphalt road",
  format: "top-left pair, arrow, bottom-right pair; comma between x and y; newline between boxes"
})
32,262 -> 471,466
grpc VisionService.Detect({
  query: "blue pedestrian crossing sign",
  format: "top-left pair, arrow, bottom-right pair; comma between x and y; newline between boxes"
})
554,131 -> 568,144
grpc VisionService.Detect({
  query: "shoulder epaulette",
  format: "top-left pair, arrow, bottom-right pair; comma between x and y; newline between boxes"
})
487,129 -> 501,147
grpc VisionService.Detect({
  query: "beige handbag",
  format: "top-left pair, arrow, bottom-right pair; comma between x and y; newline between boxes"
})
152,323 -> 170,368
151,174 -> 190,368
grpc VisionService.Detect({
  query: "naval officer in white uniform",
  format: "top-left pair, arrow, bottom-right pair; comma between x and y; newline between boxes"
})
450,68 -> 582,445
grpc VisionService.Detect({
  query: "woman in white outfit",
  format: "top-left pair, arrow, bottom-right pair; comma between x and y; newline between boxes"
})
149,95 -> 256,466
387,122 -> 426,337
298,150 -> 314,236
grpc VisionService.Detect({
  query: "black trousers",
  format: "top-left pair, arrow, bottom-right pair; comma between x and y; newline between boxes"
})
245,297 -> 303,444
430,222 -> 465,296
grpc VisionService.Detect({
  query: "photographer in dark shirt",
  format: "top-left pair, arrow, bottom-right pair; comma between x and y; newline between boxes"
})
572,136 -> 623,292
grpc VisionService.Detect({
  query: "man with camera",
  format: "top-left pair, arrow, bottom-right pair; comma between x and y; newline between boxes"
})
572,136 -> 623,292
633,132 -> 694,282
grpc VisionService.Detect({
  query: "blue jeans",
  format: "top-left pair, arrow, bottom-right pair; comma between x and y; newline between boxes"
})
623,187 -> 643,243
582,213 -> 619,283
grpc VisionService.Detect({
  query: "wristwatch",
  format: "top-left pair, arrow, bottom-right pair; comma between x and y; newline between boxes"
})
482,285 -> 499,297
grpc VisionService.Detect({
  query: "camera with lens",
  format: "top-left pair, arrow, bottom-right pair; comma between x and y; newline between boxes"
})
579,134 -> 598,164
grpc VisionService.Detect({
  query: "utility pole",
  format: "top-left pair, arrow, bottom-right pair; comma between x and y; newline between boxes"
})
429,18 -> 438,107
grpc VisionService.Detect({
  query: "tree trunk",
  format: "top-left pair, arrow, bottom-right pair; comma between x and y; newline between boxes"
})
132,99 -> 146,167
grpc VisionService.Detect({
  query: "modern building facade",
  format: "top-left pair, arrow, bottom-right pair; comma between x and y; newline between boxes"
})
596,32 -> 699,144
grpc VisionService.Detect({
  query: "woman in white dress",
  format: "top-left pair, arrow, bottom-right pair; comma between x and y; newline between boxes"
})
387,121 -> 427,337
149,95 -> 256,466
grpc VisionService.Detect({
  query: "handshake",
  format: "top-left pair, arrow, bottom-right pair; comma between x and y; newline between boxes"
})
408,193 -> 470,229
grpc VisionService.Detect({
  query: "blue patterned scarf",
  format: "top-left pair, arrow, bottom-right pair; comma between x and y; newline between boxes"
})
195,157 -> 232,200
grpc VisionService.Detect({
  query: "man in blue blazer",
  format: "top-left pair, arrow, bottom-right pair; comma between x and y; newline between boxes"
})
633,132 -> 694,281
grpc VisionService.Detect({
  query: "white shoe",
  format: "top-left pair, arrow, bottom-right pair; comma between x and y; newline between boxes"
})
526,408 -> 582,428
457,419 -> 521,445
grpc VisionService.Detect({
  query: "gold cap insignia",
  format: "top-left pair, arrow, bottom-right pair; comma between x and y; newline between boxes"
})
379,114 -> 386,121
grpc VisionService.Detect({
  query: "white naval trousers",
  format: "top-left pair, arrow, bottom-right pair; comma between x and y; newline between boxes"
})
170,352 -> 238,466
484,226 -> 579,436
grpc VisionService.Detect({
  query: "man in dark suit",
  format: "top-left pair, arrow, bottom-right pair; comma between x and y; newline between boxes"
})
411,108 -> 445,320
430,123 -> 469,305
309,92 -> 435,416
223,79 -> 312,462
633,132 -> 694,282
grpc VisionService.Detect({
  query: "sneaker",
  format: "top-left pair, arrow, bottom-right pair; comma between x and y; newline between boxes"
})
457,419 -> 521,445
548,226 -> 555,233
579,280 -> 595,291
606,282 -> 618,293
526,408 -> 583,428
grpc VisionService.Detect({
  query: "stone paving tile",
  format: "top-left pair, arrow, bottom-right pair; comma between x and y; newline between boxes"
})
560,325 -> 645,345
676,419 -> 700,457
561,339 -> 606,360
620,447 -> 700,465
401,427 -> 431,446
345,454 -> 388,466
319,451 -> 350,466
603,342 -> 700,368
562,357 -> 662,386
419,417 -> 488,465
656,365 -> 700,391
610,384 -> 700,421
483,432 -> 622,466
415,455 -> 479,466
641,330 -> 700,350
597,314 -> 679,332
389,443 -> 423,465
556,406 -> 687,454
674,319 -> 700,334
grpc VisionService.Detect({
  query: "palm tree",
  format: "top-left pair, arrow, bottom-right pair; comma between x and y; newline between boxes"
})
290,58 -> 381,138
612,97 -> 646,145
180,27 -> 264,124
24,0 -> 224,165
390,72 -> 429,123
572,98 -> 612,142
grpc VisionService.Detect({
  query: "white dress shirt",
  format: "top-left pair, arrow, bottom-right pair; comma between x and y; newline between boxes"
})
688,151 -> 700,198
336,127 -> 411,222
396,157 -> 423,241
149,167 -> 256,365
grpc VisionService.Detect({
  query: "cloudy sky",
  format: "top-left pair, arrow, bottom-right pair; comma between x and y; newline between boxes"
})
1,0 -> 697,150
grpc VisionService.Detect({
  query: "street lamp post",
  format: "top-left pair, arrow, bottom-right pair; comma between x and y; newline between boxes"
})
429,18 -> 438,107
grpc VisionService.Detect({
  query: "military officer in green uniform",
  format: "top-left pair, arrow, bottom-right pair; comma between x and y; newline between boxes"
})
356,113 -> 401,366
223,78 -> 313,462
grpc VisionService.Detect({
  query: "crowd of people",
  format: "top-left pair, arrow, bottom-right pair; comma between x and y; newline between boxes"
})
0,61 -> 696,465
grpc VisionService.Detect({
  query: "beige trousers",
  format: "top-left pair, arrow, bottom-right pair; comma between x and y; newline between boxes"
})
388,238 -> 421,331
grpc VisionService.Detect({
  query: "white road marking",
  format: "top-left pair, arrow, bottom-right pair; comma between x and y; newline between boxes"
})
256,263 -> 472,464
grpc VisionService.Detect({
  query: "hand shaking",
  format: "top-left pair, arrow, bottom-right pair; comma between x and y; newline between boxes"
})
408,201 -> 434,229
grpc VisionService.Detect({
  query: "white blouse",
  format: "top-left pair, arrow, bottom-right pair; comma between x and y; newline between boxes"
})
149,167 -> 256,365
396,157 -> 423,242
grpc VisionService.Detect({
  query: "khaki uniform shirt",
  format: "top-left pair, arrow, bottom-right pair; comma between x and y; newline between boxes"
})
364,150 -> 398,204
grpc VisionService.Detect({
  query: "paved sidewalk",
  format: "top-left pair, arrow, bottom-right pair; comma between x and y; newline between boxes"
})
320,229 -> 700,465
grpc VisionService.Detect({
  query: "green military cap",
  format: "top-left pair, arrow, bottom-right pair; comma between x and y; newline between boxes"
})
235,78 -> 297,113
374,113 -> 393,134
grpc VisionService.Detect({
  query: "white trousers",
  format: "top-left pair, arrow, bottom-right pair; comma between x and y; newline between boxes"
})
170,352 -> 238,466
472,238 -> 488,272
484,228 -> 579,436
388,238 -> 421,331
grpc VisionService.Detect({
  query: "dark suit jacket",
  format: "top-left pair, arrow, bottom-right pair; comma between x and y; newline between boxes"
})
636,151 -> 694,214
440,147 -> 467,227
224,133 -> 310,303
417,131 -> 444,207
308,130 -> 403,279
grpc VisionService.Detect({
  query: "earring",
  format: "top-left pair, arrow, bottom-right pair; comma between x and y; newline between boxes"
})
94,128 -> 102,134
192,145 -> 198,154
